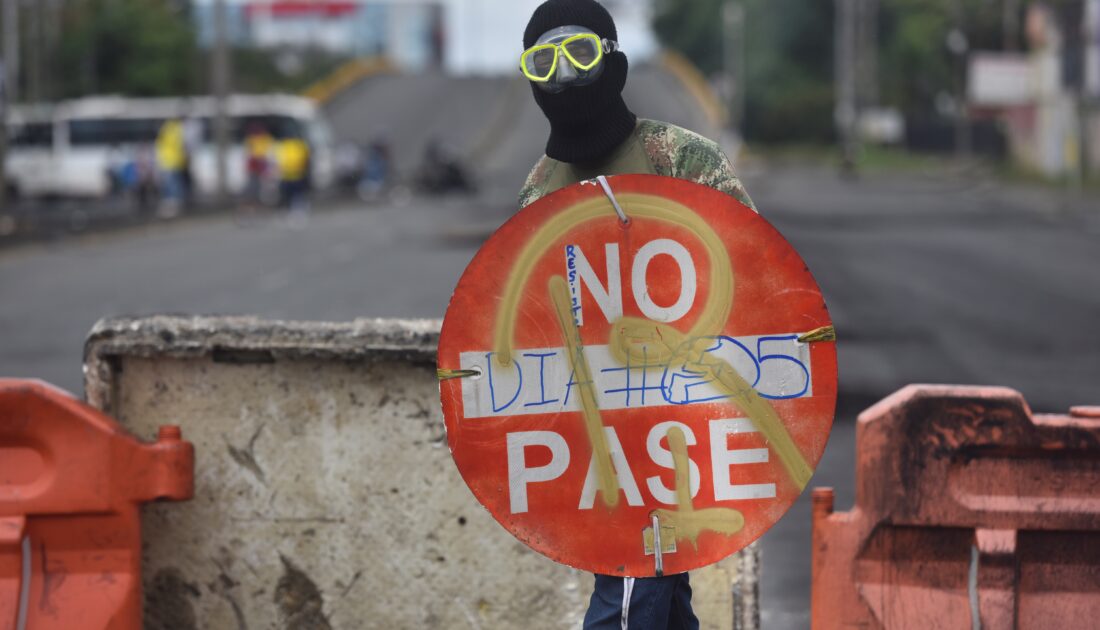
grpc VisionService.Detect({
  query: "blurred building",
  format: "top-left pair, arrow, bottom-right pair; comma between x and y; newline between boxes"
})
192,0 -> 657,75
192,1 -> 444,70
969,0 -> 1100,177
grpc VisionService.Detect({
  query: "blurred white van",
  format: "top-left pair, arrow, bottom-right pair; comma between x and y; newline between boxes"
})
4,94 -> 336,199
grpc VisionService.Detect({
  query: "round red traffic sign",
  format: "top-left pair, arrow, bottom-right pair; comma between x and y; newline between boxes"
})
439,174 -> 837,577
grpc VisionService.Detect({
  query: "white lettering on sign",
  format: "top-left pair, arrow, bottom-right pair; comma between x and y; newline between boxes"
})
505,418 -> 775,515
507,431 -> 571,514
578,427 -> 644,509
710,419 -> 776,500
460,334 -> 813,419
631,239 -> 697,323
646,421 -> 701,504
565,239 -> 697,326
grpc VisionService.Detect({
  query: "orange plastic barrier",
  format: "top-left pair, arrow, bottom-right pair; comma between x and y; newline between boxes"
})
0,379 -> 193,629
812,385 -> 1100,630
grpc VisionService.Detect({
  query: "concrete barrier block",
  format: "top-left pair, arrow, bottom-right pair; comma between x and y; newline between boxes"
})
85,316 -> 758,629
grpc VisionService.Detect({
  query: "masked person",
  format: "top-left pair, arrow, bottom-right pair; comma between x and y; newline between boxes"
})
518,0 -> 754,214
517,2 -> 756,628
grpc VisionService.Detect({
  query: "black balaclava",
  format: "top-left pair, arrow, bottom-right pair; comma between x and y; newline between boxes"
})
524,0 -> 637,165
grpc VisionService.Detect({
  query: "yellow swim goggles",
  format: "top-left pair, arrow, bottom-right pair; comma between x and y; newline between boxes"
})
520,31 -> 619,84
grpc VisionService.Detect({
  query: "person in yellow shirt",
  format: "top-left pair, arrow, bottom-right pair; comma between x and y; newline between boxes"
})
242,123 -> 275,214
275,134 -> 311,216
155,119 -> 187,216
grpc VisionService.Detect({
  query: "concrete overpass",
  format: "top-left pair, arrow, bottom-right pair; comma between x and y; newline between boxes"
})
320,61 -> 726,205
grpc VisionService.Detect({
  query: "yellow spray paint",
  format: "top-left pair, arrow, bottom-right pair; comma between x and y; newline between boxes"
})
653,426 -> 745,549
549,275 -> 620,508
493,194 -> 732,368
614,317 -> 813,491
492,188 -> 813,543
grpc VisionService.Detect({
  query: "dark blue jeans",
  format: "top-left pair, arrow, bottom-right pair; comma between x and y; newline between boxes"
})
582,573 -> 699,630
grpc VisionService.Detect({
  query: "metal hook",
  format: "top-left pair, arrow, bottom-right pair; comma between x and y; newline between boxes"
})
652,514 -> 664,577
596,175 -> 630,225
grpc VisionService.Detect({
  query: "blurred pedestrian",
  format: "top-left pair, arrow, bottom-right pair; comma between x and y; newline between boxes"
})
181,115 -> 203,207
155,118 -> 188,218
358,137 -> 392,202
106,145 -> 132,199
417,138 -> 474,194
516,2 -> 756,628
241,123 -> 275,217
335,141 -> 364,192
275,132 -> 311,224
133,144 -> 158,215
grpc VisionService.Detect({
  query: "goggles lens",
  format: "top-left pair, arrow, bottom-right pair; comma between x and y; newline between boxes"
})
524,46 -> 559,80
520,34 -> 608,83
562,36 -> 601,70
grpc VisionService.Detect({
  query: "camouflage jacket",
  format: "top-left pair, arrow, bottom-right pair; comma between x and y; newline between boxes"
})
518,119 -> 755,211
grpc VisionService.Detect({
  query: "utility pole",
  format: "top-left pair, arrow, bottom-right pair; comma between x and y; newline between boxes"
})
26,0 -> 41,103
0,61 -> 6,212
856,0 -> 878,110
212,0 -> 231,204
948,0 -> 971,157
723,0 -> 746,138
3,0 -> 17,105
1083,0 -> 1100,177
41,0 -> 61,102
1003,0 -> 1021,51
835,0 -> 858,175
1,0 -> 19,211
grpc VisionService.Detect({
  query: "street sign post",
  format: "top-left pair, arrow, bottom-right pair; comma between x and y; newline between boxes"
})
439,174 -> 837,577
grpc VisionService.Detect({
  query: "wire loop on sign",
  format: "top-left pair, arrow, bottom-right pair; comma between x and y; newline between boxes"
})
437,368 -> 481,381
596,175 -> 630,225
652,514 -> 664,577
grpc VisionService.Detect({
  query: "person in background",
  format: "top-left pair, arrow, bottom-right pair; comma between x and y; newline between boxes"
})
242,123 -> 275,217
417,139 -> 475,194
275,131 -> 312,224
335,141 -> 364,192
359,137 -> 392,202
106,145 -> 132,199
155,118 -> 187,218
181,115 -> 203,207
133,143 -> 158,215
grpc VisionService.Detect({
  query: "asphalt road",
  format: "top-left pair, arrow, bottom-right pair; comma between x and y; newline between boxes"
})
2,68 -> 1100,628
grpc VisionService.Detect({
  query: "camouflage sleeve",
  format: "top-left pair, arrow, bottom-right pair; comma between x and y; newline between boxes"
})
669,130 -> 757,212
518,156 -> 556,209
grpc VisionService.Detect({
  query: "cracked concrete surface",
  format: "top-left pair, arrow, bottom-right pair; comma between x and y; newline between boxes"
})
84,316 -> 755,629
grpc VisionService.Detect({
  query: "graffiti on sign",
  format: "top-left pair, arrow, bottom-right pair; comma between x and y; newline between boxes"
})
439,174 -> 837,576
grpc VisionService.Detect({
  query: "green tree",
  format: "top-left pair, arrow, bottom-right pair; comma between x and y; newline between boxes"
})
654,0 -> 1022,144
652,0 -> 835,143
652,0 -> 727,75
880,0 -> 1009,120
741,0 -> 835,143
55,0 -> 199,98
